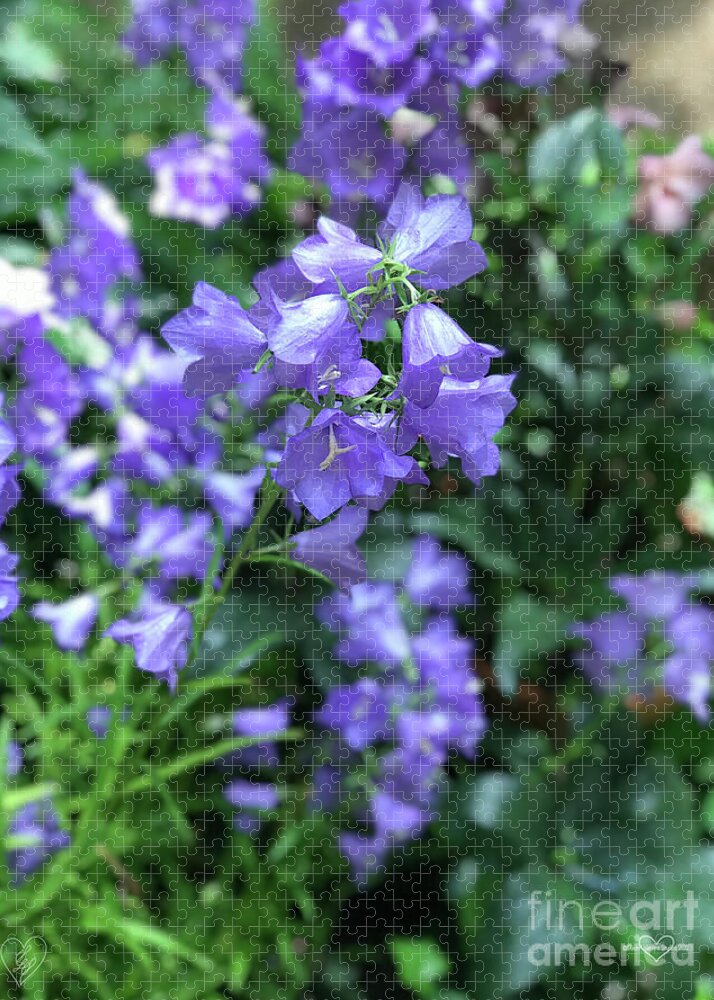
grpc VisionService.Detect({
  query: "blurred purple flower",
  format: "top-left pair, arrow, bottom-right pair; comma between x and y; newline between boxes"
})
318,678 -> 392,750
405,534 -> 470,610
32,592 -> 99,652
318,581 -> 411,667
126,505 -> 214,582
339,0 -> 438,66
9,801 -> 70,885
225,779 -> 279,834
0,543 -> 20,622
124,0 -> 257,90
298,38 -> 430,117
205,467 -> 266,537
290,109 -> 406,214
148,134 -> 264,228
49,171 -> 141,342
106,604 -> 192,691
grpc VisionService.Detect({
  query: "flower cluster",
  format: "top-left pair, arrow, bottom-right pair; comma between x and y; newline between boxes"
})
0,169 -> 515,698
123,0 -> 270,228
0,176 -> 224,685
123,0 -> 257,91
311,535 -> 484,885
165,182 -> 516,527
570,572 -> 714,721
147,92 -> 270,228
291,0 -> 588,220
0,397 -> 21,628
5,742 -> 69,885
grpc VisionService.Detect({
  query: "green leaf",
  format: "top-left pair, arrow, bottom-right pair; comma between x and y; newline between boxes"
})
452,866 -> 588,998
0,21 -> 64,83
492,592 -> 569,693
243,0 -> 301,155
0,93 -> 49,159
528,108 -> 631,234
390,937 -> 449,998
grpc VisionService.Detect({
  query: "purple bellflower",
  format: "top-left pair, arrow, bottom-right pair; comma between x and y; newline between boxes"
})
230,701 -> 291,769
318,678 -> 393,751
339,0 -> 438,66
400,302 -> 501,407
405,534 -> 471,610
0,543 -> 20,623
32,592 -> 99,652
125,505 -> 214,582
161,282 -> 267,397
571,573 -> 714,721
292,182 -> 487,292
290,110 -> 406,220
398,374 -> 517,484
49,171 -> 141,342
268,293 -> 380,400
292,505 -> 368,589
225,779 -> 280,835
298,38 -> 431,118
148,135 -> 239,229
123,0 -> 257,91
274,408 -> 418,520
318,581 -> 411,668
9,801 -> 70,885
106,604 -> 192,691
204,467 -> 266,537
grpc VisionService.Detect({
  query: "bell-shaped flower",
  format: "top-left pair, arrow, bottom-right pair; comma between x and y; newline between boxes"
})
105,603 -> 192,691
269,293 -> 380,400
318,678 -> 392,751
400,302 -> 500,406
292,505 -> 367,588
162,282 -> 267,397
274,408 -> 417,520
32,592 -> 99,652
204,467 -> 266,537
398,374 -> 517,484
405,535 -> 471,610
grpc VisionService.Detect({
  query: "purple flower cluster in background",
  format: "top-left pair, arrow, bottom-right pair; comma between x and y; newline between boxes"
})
291,0 -> 588,221
217,532 -> 483,871
123,2 -> 270,227
123,0 -> 257,91
5,742 -> 69,885
571,572 -> 714,721
147,93 -> 271,228
0,401 -> 22,629
311,534 -> 483,885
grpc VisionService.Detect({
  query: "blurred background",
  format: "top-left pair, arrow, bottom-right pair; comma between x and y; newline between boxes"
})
275,0 -> 714,130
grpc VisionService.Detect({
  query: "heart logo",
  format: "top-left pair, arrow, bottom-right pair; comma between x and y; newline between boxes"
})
0,936 -> 48,987
638,934 -> 675,965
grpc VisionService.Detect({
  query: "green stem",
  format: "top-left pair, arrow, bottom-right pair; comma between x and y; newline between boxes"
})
218,472 -> 282,601
249,553 -> 334,588
186,472 -> 282,669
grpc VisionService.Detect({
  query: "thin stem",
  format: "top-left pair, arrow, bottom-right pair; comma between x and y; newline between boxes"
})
219,472 -> 282,601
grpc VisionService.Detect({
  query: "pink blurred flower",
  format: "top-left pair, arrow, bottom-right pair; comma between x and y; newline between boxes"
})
635,136 -> 714,234
607,103 -> 662,131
